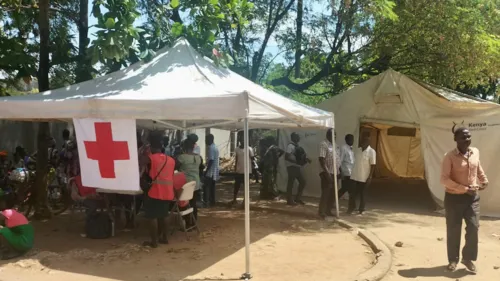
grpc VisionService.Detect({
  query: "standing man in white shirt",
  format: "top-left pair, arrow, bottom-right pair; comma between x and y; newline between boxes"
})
232,132 -> 255,205
204,134 -> 220,207
338,134 -> 355,199
348,133 -> 376,214
285,132 -> 311,206
318,129 -> 339,218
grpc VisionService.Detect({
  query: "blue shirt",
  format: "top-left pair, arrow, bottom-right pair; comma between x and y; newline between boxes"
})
206,143 -> 220,181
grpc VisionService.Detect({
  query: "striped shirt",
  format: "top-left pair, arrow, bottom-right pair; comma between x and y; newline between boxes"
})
319,140 -> 340,174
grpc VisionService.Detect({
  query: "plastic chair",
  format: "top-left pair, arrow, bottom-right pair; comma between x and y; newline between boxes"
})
170,181 -> 200,239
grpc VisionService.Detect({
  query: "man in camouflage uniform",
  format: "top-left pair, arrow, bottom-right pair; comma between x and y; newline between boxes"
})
259,137 -> 284,200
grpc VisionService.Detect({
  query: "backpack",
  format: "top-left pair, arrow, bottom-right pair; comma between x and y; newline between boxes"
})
85,212 -> 113,239
290,143 -> 307,166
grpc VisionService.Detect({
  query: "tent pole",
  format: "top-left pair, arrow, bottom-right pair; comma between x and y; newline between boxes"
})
333,132 -> 339,218
242,116 -> 252,280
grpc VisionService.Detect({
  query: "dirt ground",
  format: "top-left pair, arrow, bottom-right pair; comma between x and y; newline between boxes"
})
252,178 -> 500,281
0,190 -> 372,281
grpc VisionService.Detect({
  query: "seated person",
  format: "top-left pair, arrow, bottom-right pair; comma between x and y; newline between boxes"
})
0,205 -> 34,260
70,175 -> 103,217
173,172 -> 188,208
173,172 -> 197,230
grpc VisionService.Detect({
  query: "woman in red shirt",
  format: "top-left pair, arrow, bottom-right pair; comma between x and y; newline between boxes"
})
141,132 -> 175,248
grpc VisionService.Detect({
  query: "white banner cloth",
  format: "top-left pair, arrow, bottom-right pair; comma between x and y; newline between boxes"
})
73,118 -> 140,191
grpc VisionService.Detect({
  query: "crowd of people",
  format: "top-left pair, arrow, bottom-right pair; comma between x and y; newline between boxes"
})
0,124 -> 487,273
224,128 -> 378,219
0,128 -> 224,255
257,129 -> 376,219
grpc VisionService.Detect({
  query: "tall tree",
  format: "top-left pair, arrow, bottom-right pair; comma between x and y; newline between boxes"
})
250,0 -> 295,81
75,0 -> 92,83
294,0 -> 303,78
34,0 -> 52,219
269,0 -> 500,97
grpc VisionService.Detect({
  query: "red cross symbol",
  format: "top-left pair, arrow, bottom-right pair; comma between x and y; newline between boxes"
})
84,122 -> 130,179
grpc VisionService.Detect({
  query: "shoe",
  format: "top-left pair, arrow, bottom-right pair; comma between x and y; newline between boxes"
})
346,209 -> 354,215
446,261 -> 457,272
287,201 -> 297,206
461,260 -> 477,274
295,199 -> 306,205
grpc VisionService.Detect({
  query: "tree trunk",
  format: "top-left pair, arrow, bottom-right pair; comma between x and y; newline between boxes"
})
294,0 -> 303,78
34,0 -> 52,220
76,0 -> 92,83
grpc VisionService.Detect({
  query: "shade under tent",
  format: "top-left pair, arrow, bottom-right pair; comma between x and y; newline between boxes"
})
0,38 -> 335,279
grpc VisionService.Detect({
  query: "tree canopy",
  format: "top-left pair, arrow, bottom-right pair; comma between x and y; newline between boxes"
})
1,0 -> 499,99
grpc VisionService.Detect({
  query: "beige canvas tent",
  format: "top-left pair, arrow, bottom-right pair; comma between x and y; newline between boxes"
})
278,69 -> 500,217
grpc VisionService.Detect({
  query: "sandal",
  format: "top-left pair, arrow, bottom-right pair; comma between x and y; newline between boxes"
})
461,260 -> 477,274
446,262 -> 457,272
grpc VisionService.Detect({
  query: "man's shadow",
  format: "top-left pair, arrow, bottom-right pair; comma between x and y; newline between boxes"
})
398,266 -> 471,279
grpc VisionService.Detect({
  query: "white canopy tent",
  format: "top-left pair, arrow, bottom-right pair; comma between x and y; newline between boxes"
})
0,38 -> 335,279
0,38 -> 332,130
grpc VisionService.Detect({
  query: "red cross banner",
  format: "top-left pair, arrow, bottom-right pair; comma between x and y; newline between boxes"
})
73,118 -> 140,191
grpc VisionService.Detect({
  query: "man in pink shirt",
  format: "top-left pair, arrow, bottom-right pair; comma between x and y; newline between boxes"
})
440,127 -> 488,273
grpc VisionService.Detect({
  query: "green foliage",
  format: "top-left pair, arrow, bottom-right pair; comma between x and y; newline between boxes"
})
173,0 -> 255,61
369,0 -> 500,88
0,0 -> 79,92
1,0 -> 499,103
89,0 -> 141,66
0,2 -> 39,94
265,0 -> 500,100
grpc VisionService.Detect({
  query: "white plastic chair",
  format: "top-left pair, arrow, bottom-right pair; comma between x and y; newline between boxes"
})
170,181 -> 200,239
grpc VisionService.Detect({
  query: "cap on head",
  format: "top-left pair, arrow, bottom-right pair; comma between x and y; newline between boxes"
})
187,133 -> 199,143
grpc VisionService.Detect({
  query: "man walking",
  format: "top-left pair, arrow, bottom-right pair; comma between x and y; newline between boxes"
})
440,127 -> 488,273
285,132 -> 310,205
348,133 -> 376,215
203,134 -> 219,207
318,129 -> 338,218
338,134 -> 355,199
